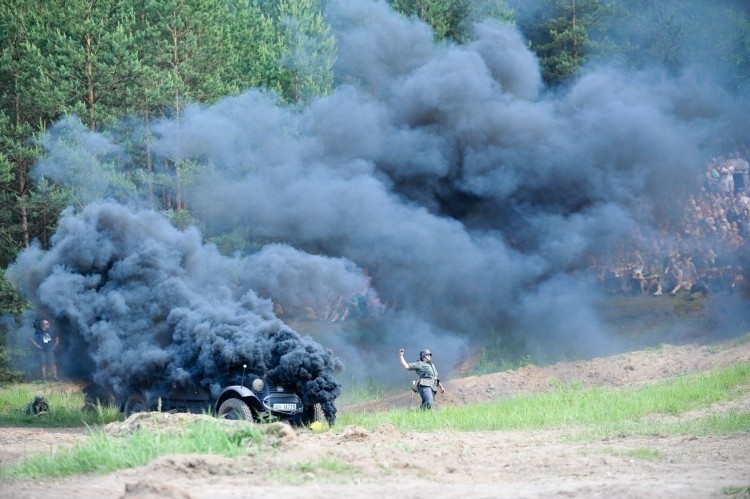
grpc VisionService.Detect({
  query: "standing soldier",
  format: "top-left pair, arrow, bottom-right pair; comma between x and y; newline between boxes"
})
399,347 -> 445,409
31,319 -> 59,381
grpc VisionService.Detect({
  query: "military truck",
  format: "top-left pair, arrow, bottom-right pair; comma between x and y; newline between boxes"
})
120,374 -> 325,426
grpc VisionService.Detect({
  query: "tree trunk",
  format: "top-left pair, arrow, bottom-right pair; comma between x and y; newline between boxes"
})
13,74 -> 30,249
86,33 -> 96,128
146,111 -> 155,209
171,12 -> 183,211
571,0 -> 578,68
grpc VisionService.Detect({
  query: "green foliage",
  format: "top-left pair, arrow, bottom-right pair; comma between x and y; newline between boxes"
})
604,0 -> 750,93
516,0 -> 750,90
22,176 -> 71,247
134,0 -> 254,109
722,485 -> 750,497
390,0 -> 473,42
0,325 -> 25,384
0,267 -> 24,316
167,208 -> 199,232
548,377 -> 585,406
335,378 -> 390,406
0,0 -> 296,246
524,0 -> 614,86
208,230 -> 249,256
0,1 -> 75,124
257,0 -> 336,104
455,330 -> 535,377
0,119 -> 42,262
389,0 -> 514,43
471,0 -> 516,24
33,116 -> 137,207
227,1 -> 283,93
603,0 -> 688,71
467,347 -> 534,376
0,118 -> 19,266
0,269 -> 25,384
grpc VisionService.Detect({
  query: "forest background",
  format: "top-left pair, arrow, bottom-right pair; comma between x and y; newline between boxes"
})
1,0 -> 750,381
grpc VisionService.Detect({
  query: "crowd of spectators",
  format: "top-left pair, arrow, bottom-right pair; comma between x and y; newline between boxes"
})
592,151 -> 750,299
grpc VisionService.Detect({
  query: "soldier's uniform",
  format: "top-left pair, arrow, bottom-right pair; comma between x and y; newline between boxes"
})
25,395 -> 49,416
407,359 -> 440,409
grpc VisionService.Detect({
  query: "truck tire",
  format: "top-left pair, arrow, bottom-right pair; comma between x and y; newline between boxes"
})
218,398 -> 253,420
123,393 -> 149,418
290,402 -> 325,426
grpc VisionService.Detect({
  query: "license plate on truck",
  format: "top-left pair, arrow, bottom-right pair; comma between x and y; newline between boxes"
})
273,403 -> 297,411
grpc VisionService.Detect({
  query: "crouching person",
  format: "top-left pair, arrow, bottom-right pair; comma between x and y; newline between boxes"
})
25,395 -> 49,416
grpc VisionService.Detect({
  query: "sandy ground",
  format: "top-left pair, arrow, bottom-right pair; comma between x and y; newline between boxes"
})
1,337 -> 749,499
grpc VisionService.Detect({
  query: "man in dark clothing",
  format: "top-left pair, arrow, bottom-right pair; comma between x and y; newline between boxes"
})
31,319 -> 59,381
399,347 -> 445,409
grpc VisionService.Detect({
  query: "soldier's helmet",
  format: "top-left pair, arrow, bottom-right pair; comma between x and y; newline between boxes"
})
34,395 -> 44,403
419,349 -> 432,359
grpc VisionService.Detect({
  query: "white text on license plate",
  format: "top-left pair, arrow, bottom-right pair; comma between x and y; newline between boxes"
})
273,403 -> 296,411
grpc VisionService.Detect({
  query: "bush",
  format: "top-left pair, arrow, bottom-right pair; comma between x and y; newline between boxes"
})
0,324 -> 25,384
0,269 -> 27,383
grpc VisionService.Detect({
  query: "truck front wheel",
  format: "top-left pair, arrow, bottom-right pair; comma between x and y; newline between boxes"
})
123,393 -> 149,418
217,398 -> 253,420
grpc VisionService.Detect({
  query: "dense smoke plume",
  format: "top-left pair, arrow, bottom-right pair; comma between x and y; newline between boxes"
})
9,0 -> 750,391
8,202 -> 356,420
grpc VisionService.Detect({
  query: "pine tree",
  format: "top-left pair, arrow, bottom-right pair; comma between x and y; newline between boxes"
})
0,1 -> 72,252
525,0 -> 612,86
390,0 -> 471,42
257,0 -> 335,104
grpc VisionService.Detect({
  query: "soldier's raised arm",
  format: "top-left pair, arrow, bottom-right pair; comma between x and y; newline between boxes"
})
399,348 -> 410,369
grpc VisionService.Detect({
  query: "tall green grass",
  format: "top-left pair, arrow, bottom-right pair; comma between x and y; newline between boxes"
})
338,364 -> 750,434
3,418 -> 264,479
335,378 -> 393,406
0,383 -> 121,427
467,348 -> 534,376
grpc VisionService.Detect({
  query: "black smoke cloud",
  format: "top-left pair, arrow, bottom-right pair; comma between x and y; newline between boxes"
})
12,0 -> 750,386
167,3 -> 742,350
7,202 -> 363,420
